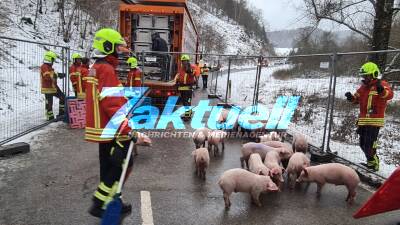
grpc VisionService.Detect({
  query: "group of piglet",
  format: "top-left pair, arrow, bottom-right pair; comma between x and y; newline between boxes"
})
219,132 -> 300,208
191,127 -> 227,179
192,128 -> 360,209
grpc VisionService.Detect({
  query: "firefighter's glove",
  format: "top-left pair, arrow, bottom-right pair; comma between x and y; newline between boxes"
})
57,73 -> 66,79
129,131 -> 138,143
345,92 -> 353,102
376,83 -> 384,94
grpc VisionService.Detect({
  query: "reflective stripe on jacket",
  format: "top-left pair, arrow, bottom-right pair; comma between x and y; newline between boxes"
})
352,79 -> 394,127
85,55 -> 131,143
201,67 -> 209,76
126,68 -> 142,87
70,64 -> 87,99
40,63 -> 57,94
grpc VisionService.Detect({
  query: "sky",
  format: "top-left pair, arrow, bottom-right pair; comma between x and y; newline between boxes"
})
247,0 -> 349,31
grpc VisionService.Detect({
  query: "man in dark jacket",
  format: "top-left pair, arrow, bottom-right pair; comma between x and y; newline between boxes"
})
152,32 -> 169,80
151,32 -> 168,52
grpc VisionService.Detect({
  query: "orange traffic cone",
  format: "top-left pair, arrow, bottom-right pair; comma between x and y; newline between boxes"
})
353,167 -> 400,218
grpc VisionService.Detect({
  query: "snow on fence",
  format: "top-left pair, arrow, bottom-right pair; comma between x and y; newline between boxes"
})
0,36 -> 86,144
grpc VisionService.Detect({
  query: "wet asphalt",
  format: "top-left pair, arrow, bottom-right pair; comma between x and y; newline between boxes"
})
0,89 -> 399,225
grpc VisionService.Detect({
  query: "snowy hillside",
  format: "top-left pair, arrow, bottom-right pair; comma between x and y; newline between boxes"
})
188,2 -> 267,55
1,0 -> 96,50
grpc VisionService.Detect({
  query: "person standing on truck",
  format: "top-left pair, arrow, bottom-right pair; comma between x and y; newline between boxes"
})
40,51 -> 65,121
86,28 -> 138,218
126,56 -> 142,87
345,62 -> 393,171
69,53 -> 85,99
151,32 -> 168,52
201,63 -> 209,89
151,32 -> 169,80
174,54 -> 196,120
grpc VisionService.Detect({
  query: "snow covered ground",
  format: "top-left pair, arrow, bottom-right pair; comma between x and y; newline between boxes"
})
274,48 -> 296,57
214,65 -> 400,178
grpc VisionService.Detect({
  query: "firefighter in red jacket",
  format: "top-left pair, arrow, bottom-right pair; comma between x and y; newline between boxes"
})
345,62 -> 394,171
86,28 -> 136,218
40,51 -> 65,120
126,57 -> 142,87
174,54 -> 196,120
69,53 -> 85,99
79,57 -> 90,94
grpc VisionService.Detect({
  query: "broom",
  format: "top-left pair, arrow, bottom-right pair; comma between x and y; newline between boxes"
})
101,139 -> 135,225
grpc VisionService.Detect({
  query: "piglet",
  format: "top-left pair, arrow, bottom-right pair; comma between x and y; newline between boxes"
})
133,132 -> 152,155
248,153 -> 270,176
218,168 -> 279,208
292,134 -> 308,153
296,163 -> 360,204
260,132 -> 282,142
264,150 -> 285,188
191,148 -> 210,180
240,142 -> 274,168
208,130 -> 227,156
193,127 -> 211,149
218,108 -> 229,123
259,134 -> 272,142
286,152 -> 310,189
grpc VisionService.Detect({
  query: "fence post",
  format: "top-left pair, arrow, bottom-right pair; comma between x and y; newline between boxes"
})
252,58 -> 260,106
321,54 -> 335,151
65,47 -> 71,97
255,56 -> 263,104
214,59 -> 219,96
209,60 -> 215,93
225,57 -> 232,103
326,52 -> 339,152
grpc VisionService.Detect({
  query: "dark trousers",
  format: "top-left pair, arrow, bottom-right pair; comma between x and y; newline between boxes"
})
44,86 -> 65,119
93,140 -> 133,208
179,90 -> 193,107
358,126 -> 380,161
202,75 -> 208,88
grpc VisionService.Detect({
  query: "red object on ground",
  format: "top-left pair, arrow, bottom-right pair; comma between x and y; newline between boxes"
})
353,167 -> 400,218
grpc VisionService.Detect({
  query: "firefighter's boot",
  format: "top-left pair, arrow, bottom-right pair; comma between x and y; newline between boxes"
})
88,197 -> 104,218
58,104 -> 65,116
46,110 -> 54,121
372,155 -> 380,171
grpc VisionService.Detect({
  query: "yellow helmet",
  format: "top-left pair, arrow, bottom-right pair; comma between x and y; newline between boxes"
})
359,62 -> 380,79
44,51 -> 58,63
127,57 -> 138,69
92,28 -> 126,55
72,53 -> 82,59
181,54 -> 190,61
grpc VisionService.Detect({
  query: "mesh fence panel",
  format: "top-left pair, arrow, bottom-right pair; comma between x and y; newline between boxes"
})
0,37 -> 70,144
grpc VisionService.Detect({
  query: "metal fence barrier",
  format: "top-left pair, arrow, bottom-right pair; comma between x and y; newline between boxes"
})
207,50 -> 399,179
0,36 -> 86,145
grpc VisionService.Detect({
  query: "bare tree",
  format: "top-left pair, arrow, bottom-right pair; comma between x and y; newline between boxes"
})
304,0 -> 399,68
34,0 -> 43,29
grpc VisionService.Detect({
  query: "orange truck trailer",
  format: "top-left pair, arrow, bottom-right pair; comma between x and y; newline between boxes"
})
119,0 -> 199,107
